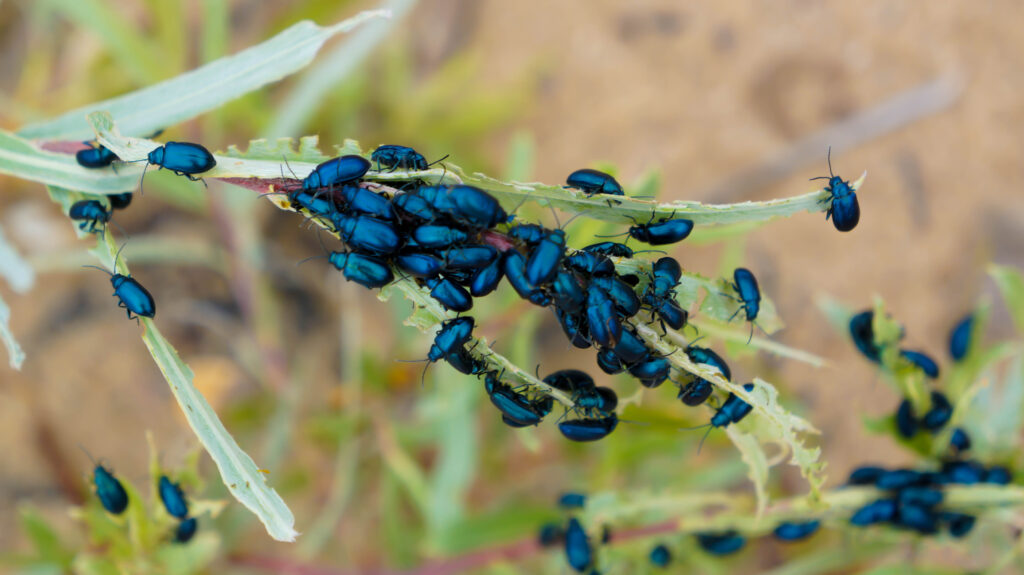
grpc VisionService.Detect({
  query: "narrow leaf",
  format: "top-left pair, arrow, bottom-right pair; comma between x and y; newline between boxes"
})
990,264 -> 1024,334
19,11 -> 391,140
0,292 -> 25,369
0,129 -> 137,193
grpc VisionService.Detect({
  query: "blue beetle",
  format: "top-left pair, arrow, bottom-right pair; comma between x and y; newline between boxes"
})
848,310 -> 882,363
589,276 -> 641,317
69,200 -> 112,234
558,415 -> 618,442
586,284 -> 622,348
392,192 -> 438,222
610,329 -> 650,364
685,345 -> 732,379
950,428 -> 971,453
503,251 -> 551,306
811,148 -> 859,232
303,155 -> 370,191
328,252 -> 394,289
551,269 -> 586,312
371,144 -> 431,171
897,503 -> 939,534
729,267 -> 761,342
538,523 -> 565,547
565,168 -> 624,197
508,223 -> 548,246
145,141 -> 216,182
596,348 -> 625,375
428,317 -> 475,363
985,466 -> 1012,485
395,253 -> 443,278
895,399 -> 918,439
564,517 -> 593,572
337,185 -> 395,220
850,499 -> 897,526
773,520 -> 821,542
525,229 -> 567,286
649,544 -> 671,568
469,257 -> 505,297
543,369 -> 595,392
86,260 -> 156,321
628,356 -> 671,388
92,464 -> 129,514
158,476 -> 189,519
332,214 -> 400,255
570,385 -> 617,419
939,461 -> 986,485
108,192 -> 133,210
710,383 -> 756,428
415,185 -> 508,228
565,251 -> 615,277
555,307 -> 592,349
695,531 -> 746,555
174,517 -> 198,543
440,245 -> 498,270
583,241 -> 634,258
443,346 -> 488,375
288,189 -> 338,219
559,492 -> 587,509
876,469 -> 926,490
921,391 -> 952,432
425,277 -> 473,312
949,314 -> 974,361
898,486 -> 943,507
76,142 -> 118,169
678,380 -> 713,406
846,466 -> 886,485
944,512 -> 976,538
485,373 -> 548,426
628,216 -> 694,246
900,349 -> 939,379
412,225 -> 470,249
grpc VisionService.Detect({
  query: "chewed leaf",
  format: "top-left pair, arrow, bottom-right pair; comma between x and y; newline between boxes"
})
19,12 -> 391,140
0,129 -> 138,193
725,427 -> 769,517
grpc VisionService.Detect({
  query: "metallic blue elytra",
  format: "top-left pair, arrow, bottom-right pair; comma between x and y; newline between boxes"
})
559,492 -> 587,508
586,285 -> 621,348
77,143 -> 118,168
772,520 -> 821,542
589,276 -> 641,317
503,251 -> 551,306
650,257 -> 682,293
628,356 -> 671,388
875,469 -> 926,490
572,386 -> 617,417
921,391 -> 952,432
648,298 -> 688,331
551,270 -> 586,313
649,544 -> 672,567
812,150 -> 859,232
895,399 -> 918,439
949,314 -> 974,361
847,466 -> 886,485
555,307 -> 591,349
944,512 -> 976,538
730,268 -> 761,322
629,218 -> 694,246
392,193 -> 437,222
333,214 -> 400,255
440,245 -> 498,270
93,465 -> 129,514
564,517 -> 593,572
950,428 -> 971,452
158,476 -> 189,519
371,144 -> 429,171
415,185 -> 508,228
849,310 -> 881,363
896,503 -> 938,534
850,499 -> 896,526
558,415 -> 618,442
104,271 -> 156,320
900,349 -> 939,379
596,348 -> 625,374
412,224 -> 469,249
328,252 -> 394,289
565,252 -> 615,277
525,230 -> 567,286
425,277 -> 473,312
69,200 -> 112,233
565,168 -> 624,196
174,517 -> 198,543
538,523 -> 565,547
611,329 -> 649,364
470,257 -> 505,297
148,142 -> 216,180
395,253 -> 443,278
710,382 -> 755,427
428,317 -> 474,362
940,461 -> 985,485
898,486 -> 943,508
485,374 -> 546,426
695,531 -> 746,555
289,190 -> 337,219
685,346 -> 732,380
303,155 -> 370,191
108,192 -> 133,210
583,241 -> 633,258
508,224 -> 547,245
543,369 -> 595,392
986,466 -> 1012,485
444,347 -> 487,375
678,380 -> 713,406
337,185 -> 395,220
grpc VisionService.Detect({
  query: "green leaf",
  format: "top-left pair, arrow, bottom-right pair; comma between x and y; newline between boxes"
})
724,427 -> 770,517
18,507 -> 72,566
18,11 -> 391,140
0,129 -> 137,193
990,264 -> 1024,334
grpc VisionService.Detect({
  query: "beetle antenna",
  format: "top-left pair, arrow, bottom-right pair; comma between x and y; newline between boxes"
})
426,154 -> 450,168
281,155 -> 300,180
827,146 -> 834,178
138,161 -> 149,196
81,264 -> 113,277
77,444 -> 99,466
595,230 -> 630,239
112,243 -> 129,270
697,425 -> 715,454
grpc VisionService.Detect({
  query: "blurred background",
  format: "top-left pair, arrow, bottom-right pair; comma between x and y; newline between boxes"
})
2,0 -> 1023,572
